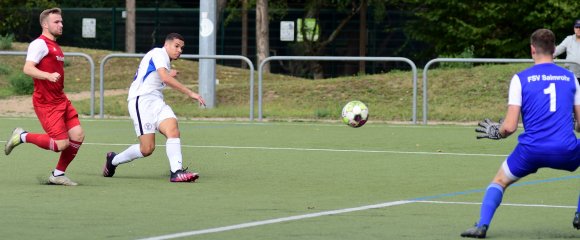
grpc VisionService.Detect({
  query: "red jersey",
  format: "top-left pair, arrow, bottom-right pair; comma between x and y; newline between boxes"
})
25,34 -> 67,106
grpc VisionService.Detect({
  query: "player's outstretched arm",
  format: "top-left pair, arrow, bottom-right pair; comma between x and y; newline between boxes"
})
498,105 -> 520,138
476,105 -> 519,140
158,67 -> 206,107
475,118 -> 503,140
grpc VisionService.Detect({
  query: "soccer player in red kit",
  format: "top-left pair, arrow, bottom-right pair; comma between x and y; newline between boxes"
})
4,8 -> 84,186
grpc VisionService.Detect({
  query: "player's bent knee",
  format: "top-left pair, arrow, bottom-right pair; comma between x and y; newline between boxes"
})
69,127 -> 85,142
73,131 -> 85,142
140,146 -> 155,157
141,150 -> 154,157
162,127 -> 180,138
166,131 -> 180,139
55,140 -> 70,152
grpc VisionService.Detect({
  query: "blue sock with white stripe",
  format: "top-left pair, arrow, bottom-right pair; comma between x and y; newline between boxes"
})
478,183 -> 504,227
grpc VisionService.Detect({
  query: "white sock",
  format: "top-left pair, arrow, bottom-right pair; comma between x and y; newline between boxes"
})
166,138 -> 183,173
53,169 -> 65,176
21,132 -> 28,143
112,144 -> 144,166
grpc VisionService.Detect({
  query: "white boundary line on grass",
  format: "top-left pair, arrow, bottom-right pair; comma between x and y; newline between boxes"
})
80,142 -> 508,158
0,140 -> 507,157
137,200 -> 414,240
0,137 -> 511,157
178,145 -> 509,157
138,200 -> 576,240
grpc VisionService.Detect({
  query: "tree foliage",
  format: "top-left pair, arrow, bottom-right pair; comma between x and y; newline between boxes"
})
399,0 -> 580,59
290,0 -> 389,78
0,0 -> 56,37
0,0 -> 203,40
223,0 -> 289,26
3,0 -> 579,65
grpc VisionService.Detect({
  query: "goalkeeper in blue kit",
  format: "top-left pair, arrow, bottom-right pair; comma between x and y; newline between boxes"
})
461,29 -> 580,238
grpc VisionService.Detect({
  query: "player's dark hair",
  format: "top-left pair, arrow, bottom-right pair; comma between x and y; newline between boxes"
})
530,28 -> 555,55
165,33 -> 184,42
39,8 -> 62,26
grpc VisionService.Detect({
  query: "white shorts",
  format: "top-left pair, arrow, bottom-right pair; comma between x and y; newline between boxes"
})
128,95 -> 177,136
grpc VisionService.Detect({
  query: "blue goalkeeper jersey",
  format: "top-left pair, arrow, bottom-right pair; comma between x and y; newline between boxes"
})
513,63 -> 579,152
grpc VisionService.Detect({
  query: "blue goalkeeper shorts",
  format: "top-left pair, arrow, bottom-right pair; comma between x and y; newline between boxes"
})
505,143 -> 580,179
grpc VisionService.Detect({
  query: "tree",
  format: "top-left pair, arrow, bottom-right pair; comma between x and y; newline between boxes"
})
399,0 -> 580,59
216,0 -> 227,29
271,0 -> 387,79
0,0 -> 56,40
241,0 -> 249,69
358,0 -> 367,74
125,0 -> 135,53
289,0 -> 389,79
256,0 -> 269,73
224,0 -> 287,70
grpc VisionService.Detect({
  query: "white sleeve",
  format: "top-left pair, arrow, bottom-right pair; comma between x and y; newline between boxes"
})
508,75 -> 522,106
575,74 -> 580,105
25,39 -> 48,64
152,48 -> 170,71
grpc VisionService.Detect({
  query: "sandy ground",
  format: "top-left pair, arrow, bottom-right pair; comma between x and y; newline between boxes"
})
0,89 -> 127,117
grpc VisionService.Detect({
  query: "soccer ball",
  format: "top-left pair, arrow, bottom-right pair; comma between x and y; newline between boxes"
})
341,100 -> 369,128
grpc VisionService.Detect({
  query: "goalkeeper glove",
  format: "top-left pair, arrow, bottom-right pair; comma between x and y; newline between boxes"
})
475,118 -> 503,140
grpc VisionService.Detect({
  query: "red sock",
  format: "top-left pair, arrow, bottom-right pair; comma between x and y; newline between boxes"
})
56,140 -> 82,172
25,133 -> 59,152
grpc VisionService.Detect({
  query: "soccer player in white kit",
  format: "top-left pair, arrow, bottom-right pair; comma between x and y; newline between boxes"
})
103,33 -> 205,182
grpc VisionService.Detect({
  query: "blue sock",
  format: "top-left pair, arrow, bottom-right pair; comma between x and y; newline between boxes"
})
478,183 -> 504,227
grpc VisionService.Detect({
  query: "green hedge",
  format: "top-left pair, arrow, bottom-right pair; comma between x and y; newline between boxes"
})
9,72 -> 33,95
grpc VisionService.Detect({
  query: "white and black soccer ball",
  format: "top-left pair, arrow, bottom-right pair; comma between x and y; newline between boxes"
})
341,100 -> 369,128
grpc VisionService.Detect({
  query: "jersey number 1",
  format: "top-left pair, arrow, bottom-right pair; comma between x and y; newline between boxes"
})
543,83 -> 556,112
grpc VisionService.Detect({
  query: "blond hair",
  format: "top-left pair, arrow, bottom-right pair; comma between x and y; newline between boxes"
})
39,8 -> 62,26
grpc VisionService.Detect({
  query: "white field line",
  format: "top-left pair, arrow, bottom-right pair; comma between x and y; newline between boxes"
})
416,200 -> 577,209
78,142 -> 508,157
0,140 -> 507,157
137,200 -> 414,240
138,200 -> 576,240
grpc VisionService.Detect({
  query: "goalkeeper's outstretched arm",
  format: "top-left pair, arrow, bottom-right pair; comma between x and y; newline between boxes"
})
499,105 -> 521,138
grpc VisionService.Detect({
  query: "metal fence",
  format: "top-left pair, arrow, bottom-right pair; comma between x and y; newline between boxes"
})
98,53 -> 255,119
0,51 -> 96,117
422,58 -> 580,124
258,56 -> 418,123
10,7 -> 419,79
8,51 -> 580,125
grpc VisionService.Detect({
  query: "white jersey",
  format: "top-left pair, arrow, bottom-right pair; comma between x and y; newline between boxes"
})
128,47 -> 171,100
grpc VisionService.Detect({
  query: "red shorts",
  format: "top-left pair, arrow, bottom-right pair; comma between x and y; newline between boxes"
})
34,100 -> 80,140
